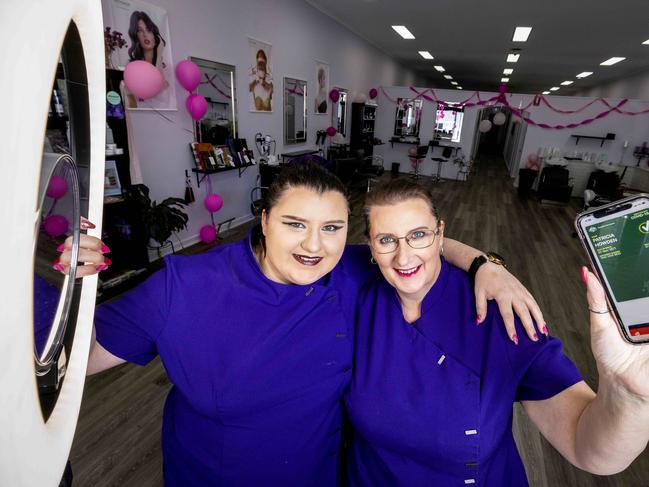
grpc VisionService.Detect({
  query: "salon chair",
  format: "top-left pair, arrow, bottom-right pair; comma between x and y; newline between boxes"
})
409,145 -> 428,179
538,165 -> 573,204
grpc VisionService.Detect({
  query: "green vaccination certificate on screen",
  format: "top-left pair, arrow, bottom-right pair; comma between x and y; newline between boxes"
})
586,208 -> 649,302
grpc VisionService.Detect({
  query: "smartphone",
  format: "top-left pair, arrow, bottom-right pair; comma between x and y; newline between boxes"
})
575,194 -> 649,344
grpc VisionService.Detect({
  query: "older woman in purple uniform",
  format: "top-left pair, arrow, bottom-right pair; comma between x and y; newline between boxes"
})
60,163 -> 547,485
345,178 -> 649,486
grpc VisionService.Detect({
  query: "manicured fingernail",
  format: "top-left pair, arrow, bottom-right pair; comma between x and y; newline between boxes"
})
542,325 -> 549,336
101,244 -> 111,253
81,219 -> 96,229
512,333 -> 519,345
476,315 -> 482,325
581,266 -> 588,285
53,257 -> 60,265
532,332 -> 538,341
56,243 -> 66,252
103,257 -> 112,266
53,263 -> 65,272
96,264 -> 108,271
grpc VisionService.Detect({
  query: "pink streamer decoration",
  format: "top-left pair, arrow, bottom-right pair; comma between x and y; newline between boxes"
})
202,73 -> 232,99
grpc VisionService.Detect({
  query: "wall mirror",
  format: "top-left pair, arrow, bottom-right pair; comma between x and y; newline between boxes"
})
35,20 -> 90,422
434,105 -> 464,143
284,77 -> 308,144
393,98 -> 423,138
332,87 -> 348,137
190,57 -> 238,145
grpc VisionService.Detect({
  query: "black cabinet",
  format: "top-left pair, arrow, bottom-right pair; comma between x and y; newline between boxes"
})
350,102 -> 377,157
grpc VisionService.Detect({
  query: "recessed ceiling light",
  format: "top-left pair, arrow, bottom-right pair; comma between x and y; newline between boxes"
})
501,77 -> 509,82
444,75 -> 453,80
542,91 -> 551,95
512,27 -> 532,42
456,86 -> 463,90
643,39 -> 649,45
600,57 -> 626,66
451,81 -> 458,85
418,51 -> 434,60
506,54 -> 520,63
550,87 -> 560,91
391,25 -> 415,39
576,71 -> 593,78
433,65 -> 445,72
503,68 -> 513,75
560,80 -> 573,86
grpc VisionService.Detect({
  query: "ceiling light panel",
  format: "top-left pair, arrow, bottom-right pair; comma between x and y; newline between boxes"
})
456,86 -> 463,90
418,51 -> 434,59
512,27 -> 532,42
506,54 -> 520,63
434,65 -> 445,72
560,80 -> 573,86
451,81 -> 458,85
542,91 -> 550,95
503,68 -> 513,75
576,72 -> 593,78
600,57 -> 625,66
391,25 -> 415,39
550,87 -> 560,91
444,74 -> 453,79
501,77 -> 509,82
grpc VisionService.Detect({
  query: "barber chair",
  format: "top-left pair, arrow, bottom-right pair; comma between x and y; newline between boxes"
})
409,145 -> 428,179
538,165 -> 573,204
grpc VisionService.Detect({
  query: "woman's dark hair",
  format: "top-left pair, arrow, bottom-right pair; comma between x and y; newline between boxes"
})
256,49 -> 268,66
128,11 -> 166,65
363,179 -> 440,236
264,161 -> 348,215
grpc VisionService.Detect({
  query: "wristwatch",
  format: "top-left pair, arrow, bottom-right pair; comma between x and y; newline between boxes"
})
468,251 -> 506,282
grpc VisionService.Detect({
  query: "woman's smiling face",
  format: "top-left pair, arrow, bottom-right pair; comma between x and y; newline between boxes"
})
260,186 -> 348,285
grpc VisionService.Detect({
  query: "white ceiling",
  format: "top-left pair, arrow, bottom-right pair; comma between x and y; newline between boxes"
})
306,0 -> 649,96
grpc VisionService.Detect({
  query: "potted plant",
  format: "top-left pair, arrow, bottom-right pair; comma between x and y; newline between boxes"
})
130,184 -> 189,249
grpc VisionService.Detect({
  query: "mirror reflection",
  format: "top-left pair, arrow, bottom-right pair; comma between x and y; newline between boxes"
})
433,105 -> 464,143
36,20 -> 90,422
190,57 -> 238,145
394,98 -> 423,138
284,77 -> 307,144
332,87 -> 348,137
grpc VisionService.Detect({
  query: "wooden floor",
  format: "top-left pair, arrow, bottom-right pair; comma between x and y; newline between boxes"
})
69,157 -> 649,486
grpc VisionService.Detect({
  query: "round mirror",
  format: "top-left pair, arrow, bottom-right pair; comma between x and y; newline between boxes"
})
34,154 -> 80,372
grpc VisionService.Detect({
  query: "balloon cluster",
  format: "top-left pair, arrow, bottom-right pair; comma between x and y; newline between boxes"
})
43,176 -> 69,237
199,193 -> 224,244
176,60 -> 208,120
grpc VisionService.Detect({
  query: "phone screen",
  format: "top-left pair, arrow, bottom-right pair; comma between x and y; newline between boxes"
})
583,205 -> 649,337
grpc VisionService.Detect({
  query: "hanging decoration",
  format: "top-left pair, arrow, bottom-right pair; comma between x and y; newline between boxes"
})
123,60 -> 163,100
478,120 -> 492,133
186,93 -> 208,120
204,193 -> 224,213
329,88 -> 340,103
43,215 -> 69,238
369,88 -> 378,99
326,126 -> 337,137
199,225 -> 217,244
46,176 -> 68,199
175,60 -> 201,92
493,112 -> 507,126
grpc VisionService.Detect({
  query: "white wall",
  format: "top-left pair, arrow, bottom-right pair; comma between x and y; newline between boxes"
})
101,0 -> 427,247
576,69 -> 649,101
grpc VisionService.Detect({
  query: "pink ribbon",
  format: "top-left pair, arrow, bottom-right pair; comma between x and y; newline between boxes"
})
202,73 -> 232,99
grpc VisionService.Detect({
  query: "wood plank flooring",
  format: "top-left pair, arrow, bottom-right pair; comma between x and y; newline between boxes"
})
69,158 -> 649,486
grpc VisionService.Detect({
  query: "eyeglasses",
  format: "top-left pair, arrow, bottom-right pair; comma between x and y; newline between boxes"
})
371,227 -> 440,254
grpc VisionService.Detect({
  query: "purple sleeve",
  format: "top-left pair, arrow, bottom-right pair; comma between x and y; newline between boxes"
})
94,266 -> 169,366
512,335 -> 583,402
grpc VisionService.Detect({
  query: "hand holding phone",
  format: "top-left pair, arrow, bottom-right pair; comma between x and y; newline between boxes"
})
575,194 -> 649,344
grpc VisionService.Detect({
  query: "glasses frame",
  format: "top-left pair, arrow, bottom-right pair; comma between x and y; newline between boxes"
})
371,227 -> 440,254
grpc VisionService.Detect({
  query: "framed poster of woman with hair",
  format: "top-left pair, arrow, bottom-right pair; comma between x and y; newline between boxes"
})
248,37 -> 274,113
105,0 -> 177,110
314,60 -> 329,115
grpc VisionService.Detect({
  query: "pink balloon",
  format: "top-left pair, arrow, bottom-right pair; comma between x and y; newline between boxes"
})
46,175 -> 68,199
199,225 -> 217,244
369,88 -> 378,99
186,93 -> 208,120
43,215 -> 69,238
329,89 -> 340,102
204,193 -> 224,212
527,153 -> 539,165
175,60 -> 201,92
408,147 -> 418,157
124,60 -> 163,100
326,126 -> 337,137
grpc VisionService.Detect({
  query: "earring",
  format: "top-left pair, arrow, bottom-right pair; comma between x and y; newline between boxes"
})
370,257 -> 377,265
440,246 -> 444,256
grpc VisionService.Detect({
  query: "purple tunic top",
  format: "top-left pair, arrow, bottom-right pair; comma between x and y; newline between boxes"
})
345,259 -> 582,486
95,230 -> 373,486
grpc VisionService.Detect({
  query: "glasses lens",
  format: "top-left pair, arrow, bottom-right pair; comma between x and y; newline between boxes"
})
374,235 -> 398,254
407,229 -> 436,249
